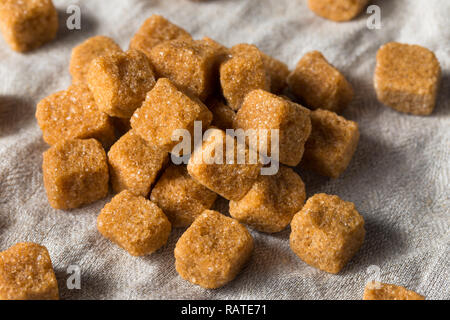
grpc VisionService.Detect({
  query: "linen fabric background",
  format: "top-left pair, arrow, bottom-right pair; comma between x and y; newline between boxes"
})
0,0 -> 448,300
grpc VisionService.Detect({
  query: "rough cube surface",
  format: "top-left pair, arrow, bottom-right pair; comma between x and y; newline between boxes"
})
149,39 -> 217,101
43,139 -> 109,210
108,130 -> 168,197
207,98 -> 235,130
374,42 -> 441,115
36,84 -> 116,148
261,52 -> 290,94
131,78 -> 212,152
234,89 -> 312,166
70,36 -> 122,84
288,51 -> 354,113
230,166 -> 306,233
220,44 -> 270,110
302,109 -> 359,178
129,15 -> 192,58
174,210 -> 254,289
150,165 -> 217,228
0,242 -> 58,300
0,0 -> 58,52
308,0 -> 368,22
363,282 -> 425,300
97,190 -> 171,256
187,128 -> 262,201
290,193 -> 365,274
87,49 -> 156,118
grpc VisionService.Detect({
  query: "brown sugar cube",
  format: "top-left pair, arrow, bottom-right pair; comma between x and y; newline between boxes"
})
290,193 -> 365,274
87,49 -> 156,118
307,0 -> 368,22
374,42 -> 441,116
207,98 -> 235,130
200,37 -> 230,94
363,282 -> 425,300
0,242 -> 58,300
302,109 -> 359,178
131,78 -> 212,152
150,165 -> 217,228
174,210 -> 253,289
287,51 -> 354,113
187,128 -> 262,201
97,190 -> 171,256
129,15 -> 192,58
220,44 -> 270,110
261,52 -> 290,94
108,130 -> 168,197
234,89 -> 312,167
69,36 -> 122,84
230,166 -> 306,233
149,39 -> 217,101
36,84 -> 116,149
0,0 -> 58,52
43,139 -> 109,210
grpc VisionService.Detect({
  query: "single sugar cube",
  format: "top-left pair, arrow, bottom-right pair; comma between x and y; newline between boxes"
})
363,282 -> 425,300
0,242 -> 58,300
234,89 -> 312,167
220,43 -> 270,110
308,0 -> 368,22
36,84 -> 116,149
69,36 -> 122,84
97,190 -> 171,256
290,193 -> 365,274
302,109 -> 359,178
229,166 -> 306,233
374,42 -> 441,116
174,210 -> 254,289
261,52 -> 290,94
150,165 -> 217,228
207,98 -> 236,130
87,49 -> 156,118
287,51 -> 354,113
187,128 -> 262,201
129,15 -> 192,58
43,139 -> 109,210
0,0 -> 58,52
131,78 -> 212,152
108,130 -> 168,197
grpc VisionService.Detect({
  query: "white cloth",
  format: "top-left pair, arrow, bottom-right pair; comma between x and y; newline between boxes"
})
0,0 -> 448,300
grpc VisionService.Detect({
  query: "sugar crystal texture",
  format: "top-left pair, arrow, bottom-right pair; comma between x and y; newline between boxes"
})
0,0 -> 58,52
307,0 -> 369,22
97,190 -> 171,256
174,210 -> 254,289
0,242 -> 58,300
230,166 -> 306,233
42,139 -> 109,210
290,193 -> 365,274
363,282 -> 425,300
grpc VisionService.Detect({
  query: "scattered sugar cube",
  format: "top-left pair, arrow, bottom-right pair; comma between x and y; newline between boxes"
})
174,210 -> 254,289
207,98 -> 236,130
302,109 -> 359,178
43,139 -> 109,210
287,51 -> 354,113
150,165 -> 217,228
230,166 -> 306,233
130,78 -> 212,152
234,89 -> 312,166
290,193 -> 365,274
36,84 -> 116,149
187,128 -> 262,201
308,0 -> 369,22
220,44 -> 270,110
129,15 -> 192,58
70,36 -> 122,84
363,281 -> 425,300
0,0 -> 58,52
0,242 -> 58,300
108,130 -> 168,197
87,49 -> 156,118
374,42 -> 441,115
97,190 -> 171,256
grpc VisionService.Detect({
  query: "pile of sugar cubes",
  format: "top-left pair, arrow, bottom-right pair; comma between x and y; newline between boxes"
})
0,0 -> 440,300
